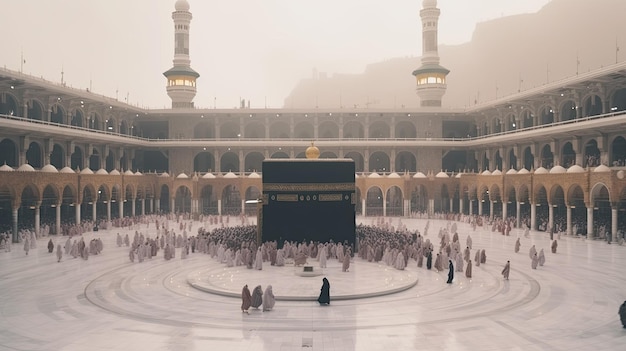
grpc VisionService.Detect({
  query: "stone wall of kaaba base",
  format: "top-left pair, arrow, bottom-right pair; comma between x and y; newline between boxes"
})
261,159 -> 356,247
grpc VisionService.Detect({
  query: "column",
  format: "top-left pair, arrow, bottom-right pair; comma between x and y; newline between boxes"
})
502,201 -> 507,222
428,199 -> 434,217
171,198 -> 175,214
241,199 -> 245,215
530,203 -> 536,231
75,204 -> 81,225
34,203 -> 40,237
548,204 -> 554,232
459,198 -> 464,215
119,199 -> 124,218
611,206 -> 618,242
92,202 -> 96,223
155,199 -> 160,213
362,198 -> 366,216
587,206 -> 594,238
449,198 -> 453,213
489,200 -> 494,221
107,202 -> 111,223
383,198 -> 387,217
404,199 -> 410,217
478,200 -> 483,216
131,199 -> 136,217
469,199 -> 474,216
12,207 -> 19,243
142,199 -> 146,216
217,199 -> 222,215
566,206 -> 572,235
516,202 -> 521,228
56,204 -> 61,235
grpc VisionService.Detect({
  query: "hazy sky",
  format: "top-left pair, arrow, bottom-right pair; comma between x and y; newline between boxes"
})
1,0 -> 551,109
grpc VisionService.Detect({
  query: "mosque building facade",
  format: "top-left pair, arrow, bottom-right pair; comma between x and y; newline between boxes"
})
0,0 -> 625,243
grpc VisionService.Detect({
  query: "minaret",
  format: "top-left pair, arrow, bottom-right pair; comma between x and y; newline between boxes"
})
163,0 -> 200,109
412,0 -> 449,107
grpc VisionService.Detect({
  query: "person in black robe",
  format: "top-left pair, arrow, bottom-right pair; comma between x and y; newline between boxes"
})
47,239 -> 54,253
317,277 -> 330,305
426,250 -> 433,270
446,259 -> 454,284
620,301 -> 626,328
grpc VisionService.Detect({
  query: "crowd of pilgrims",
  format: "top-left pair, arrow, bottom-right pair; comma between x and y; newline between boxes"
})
2,209 -> 567,277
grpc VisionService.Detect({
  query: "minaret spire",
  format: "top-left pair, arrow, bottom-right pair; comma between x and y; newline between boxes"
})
412,0 -> 449,107
163,0 -> 200,109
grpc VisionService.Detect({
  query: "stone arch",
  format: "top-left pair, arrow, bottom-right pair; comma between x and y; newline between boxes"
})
0,92 -> 19,116
244,186 -> 261,215
71,145 -> 84,170
610,136 -> 626,166
194,152 -> 215,173
550,184 -> 566,228
560,100 -> 577,121
105,149 -> 116,172
174,185 -> 192,213
561,142 -> 576,167
386,186 -> 403,216
50,143 -> 65,169
344,151 -> 364,173
244,121 -> 265,138
244,151 -> 264,172
200,185 -> 217,215
50,103 -> 65,124
508,148 -> 517,170
343,121 -> 364,138
539,105 -> 554,125
590,182 -> 611,236
534,184 -> 549,230
159,184 -> 170,213
369,151 -> 390,172
194,121 -> 215,138
318,121 -> 339,139
26,141 -> 43,168
540,144 -> 554,168
566,184 -> 586,234
582,94 -> 603,117
270,151 -> 289,159
611,87 -> 626,112
319,151 -> 337,159
220,151 -> 239,173
221,184 -> 241,215
365,186 -> 383,216
269,121 -> 289,138
523,146 -> 534,170
583,139 -> 601,167
70,109 -> 85,127
0,138 -> 18,167
220,121 -> 239,138
369,121 -> 390,138
27,99 -> 45,120
119,120 -> 129,135
411,184 -> 428,214
294,121 -> 314,139
395,151 -> 416,173
89,147 -> 101,170
395,121 -> 416,138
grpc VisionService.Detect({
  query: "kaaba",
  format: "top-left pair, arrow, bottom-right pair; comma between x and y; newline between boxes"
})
260,158 -> 356,247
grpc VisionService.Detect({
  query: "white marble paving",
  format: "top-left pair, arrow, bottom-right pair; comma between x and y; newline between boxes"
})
1,218 -> 625,351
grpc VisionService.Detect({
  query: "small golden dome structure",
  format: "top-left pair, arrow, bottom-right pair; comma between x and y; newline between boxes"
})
305,142 -> 320,159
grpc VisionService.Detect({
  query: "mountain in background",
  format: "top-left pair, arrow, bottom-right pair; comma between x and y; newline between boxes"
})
283,0 -> 626,109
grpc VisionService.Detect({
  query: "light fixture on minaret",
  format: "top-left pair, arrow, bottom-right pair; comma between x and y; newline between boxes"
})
163,0 -> 200,109
412,0 -> 449,107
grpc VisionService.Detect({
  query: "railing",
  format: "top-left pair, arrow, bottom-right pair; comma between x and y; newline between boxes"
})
1,109 -> 625,144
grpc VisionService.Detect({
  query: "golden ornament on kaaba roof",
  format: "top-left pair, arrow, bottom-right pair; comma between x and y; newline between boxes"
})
305,142 -> 320,159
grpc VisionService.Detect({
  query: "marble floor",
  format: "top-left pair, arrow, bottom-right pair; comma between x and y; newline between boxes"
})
1,218 -> 625,351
